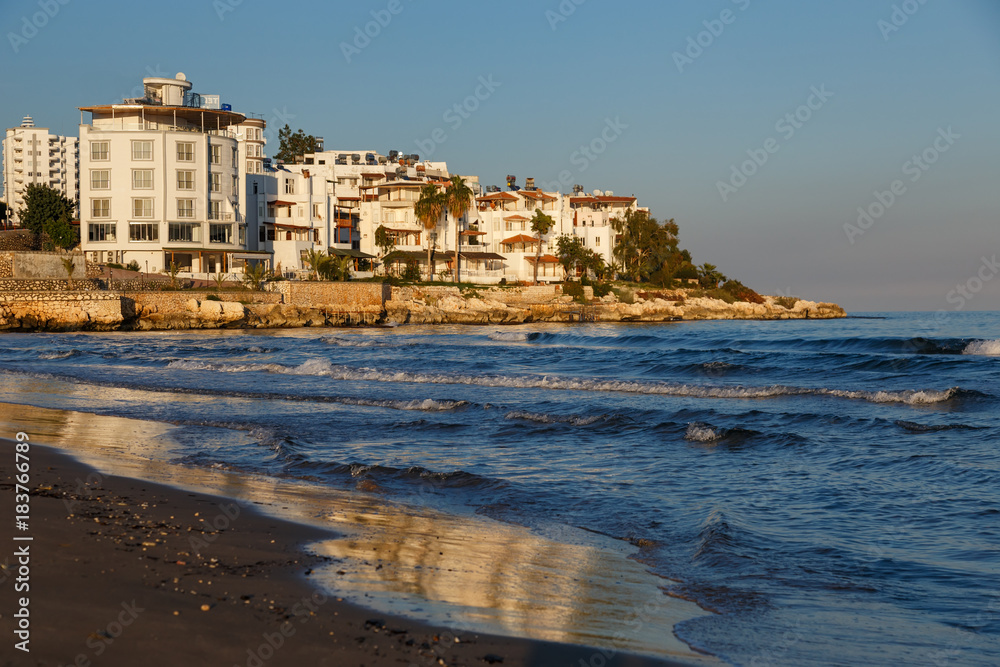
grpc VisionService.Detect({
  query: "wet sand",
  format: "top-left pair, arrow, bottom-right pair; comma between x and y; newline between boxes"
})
0,440 -> 701,667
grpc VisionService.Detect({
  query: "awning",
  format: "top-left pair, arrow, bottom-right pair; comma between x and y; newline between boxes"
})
329,248 -> 376,259
526,254 -> 561,264
504,215 -> 530,222
272,223 -> 312,230
268,199 -> 296,206
501,234 -> 540,245
460,252 -> 505,261
230,252 -> 272,259
460,230 -> 487,236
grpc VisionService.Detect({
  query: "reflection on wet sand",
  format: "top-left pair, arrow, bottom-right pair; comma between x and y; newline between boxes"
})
0,402 -> 715,663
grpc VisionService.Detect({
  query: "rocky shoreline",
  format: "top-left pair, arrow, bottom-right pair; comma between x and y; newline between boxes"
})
0,283 -> 844,332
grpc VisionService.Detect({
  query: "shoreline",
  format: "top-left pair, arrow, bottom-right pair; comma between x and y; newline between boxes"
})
0,438 -> 710,667
0,284 -> 846,332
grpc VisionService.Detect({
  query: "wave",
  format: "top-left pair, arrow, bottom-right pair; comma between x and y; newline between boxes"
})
894,420 -> 986,433
487,331 -> 538,343
685,422 -> 723,442
39,350 -> 81,360
963,340 -> 1000,356
321,335 -> 407,348
164,358 -> 980,406
504,410 -> 607,426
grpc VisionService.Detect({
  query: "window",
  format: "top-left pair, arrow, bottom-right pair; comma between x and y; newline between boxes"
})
246,161 -> 255,173
232,147 -> 238,167
209,223 -> 232,244
210,145 -> 221,165
91,142 -> 109,161
88,223 -> 115,242
259,226 -> 266,242
210,173 -> 221,193
232,176 -> 239,194
177,170 -> 194,190
209,201 -> 222,220
91,199 -> 110,218
168,223 -> 199,243
129,222 -> 159,242
132,140 -> 153,161
239,226 -> 245,246
132,198 -> 154,218
177,199 -> 194,219
313,203 -> 321,218
285,179 -> 294,195
91,170 -> 110,189
267,204 -> 275,218
595,236 -> 600,247
177,142 -> 194,162
132,169 -> 153,190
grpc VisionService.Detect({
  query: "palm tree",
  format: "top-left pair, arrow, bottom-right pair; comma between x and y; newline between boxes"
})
529,209 -> 555,284
304,248 -> 327,281
699,263 -> 727,289
445,175 -> 473,284
414,183 -> 445,282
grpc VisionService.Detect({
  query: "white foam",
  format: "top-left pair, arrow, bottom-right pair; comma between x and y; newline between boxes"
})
685,423 -> 721,442
488,331 -> 529,342
165,359 -> 962,405
963,340 -> 1000,356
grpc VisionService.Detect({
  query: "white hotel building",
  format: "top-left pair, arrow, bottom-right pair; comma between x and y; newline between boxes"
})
2,116 -> 79,225
78,73 -> 267,275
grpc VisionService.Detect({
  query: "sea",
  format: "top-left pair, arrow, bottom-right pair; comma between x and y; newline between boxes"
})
0,311 -> 997,667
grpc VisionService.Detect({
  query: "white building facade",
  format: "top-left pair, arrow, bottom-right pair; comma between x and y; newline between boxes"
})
2,116 -> 80,225
78,73 -> 265,276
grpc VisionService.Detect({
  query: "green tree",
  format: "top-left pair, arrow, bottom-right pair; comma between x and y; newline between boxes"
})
241,262 -> 269,291
555,235 -> 604,280
275,125 -> 321,163
18,184 -> 77,249
60,256 -> 76,289
374,224 -> 396,275
414,183 -> 445,282
445,176 -> 474,283
0,200 -> 8,228
529,209 -> 555,284
698,263 -> 727,289
317,254 -> 353,281
303,248 -> 327,280
610,210 -> 680,283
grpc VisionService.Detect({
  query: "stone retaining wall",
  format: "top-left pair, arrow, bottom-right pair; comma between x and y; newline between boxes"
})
270,281 -> 388,311
0,291 -> 123,330
122,291 -> 281,317
0,278 -> 103,292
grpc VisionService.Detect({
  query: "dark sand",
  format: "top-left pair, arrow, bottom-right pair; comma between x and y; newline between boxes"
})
0,441 -> 697,667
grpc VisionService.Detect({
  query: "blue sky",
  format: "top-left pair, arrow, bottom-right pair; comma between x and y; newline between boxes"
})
2,0 -> 998,311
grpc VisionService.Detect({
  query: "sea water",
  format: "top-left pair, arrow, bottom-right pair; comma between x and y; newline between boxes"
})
1,311 -> 997,666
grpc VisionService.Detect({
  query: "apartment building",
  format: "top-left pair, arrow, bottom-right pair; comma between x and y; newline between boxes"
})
78,73 -> 267,276
2,116 -> 80,225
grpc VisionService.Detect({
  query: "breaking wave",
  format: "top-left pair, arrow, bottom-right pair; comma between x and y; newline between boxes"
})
963,340 -> 1000,356
39,350 -> 81,360
504,410 -> 607,426
165,358 -> 976,405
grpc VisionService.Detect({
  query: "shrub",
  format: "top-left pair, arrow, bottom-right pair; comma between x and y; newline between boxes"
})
722,280 -> 765,304
613,288 -> 635,304
205,294 -> 222,302
773,296 -> 800,309
563,281 -> 585,302
592,282 -> 613,298
126,260 -> 141,272
402,260 -> 421,282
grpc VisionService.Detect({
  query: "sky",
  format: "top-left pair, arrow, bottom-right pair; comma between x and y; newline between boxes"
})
1,0 -> 998,312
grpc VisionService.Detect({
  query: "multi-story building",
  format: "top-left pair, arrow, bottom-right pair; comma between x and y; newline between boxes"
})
78,73 -> 267,276
2,116 -> 80,225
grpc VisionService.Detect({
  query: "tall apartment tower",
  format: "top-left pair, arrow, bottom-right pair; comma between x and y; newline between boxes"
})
2,116 -> 80,225
78,73 -> 265,275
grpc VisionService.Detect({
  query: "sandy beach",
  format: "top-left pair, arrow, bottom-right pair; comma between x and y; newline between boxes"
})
0,440 -> 698,667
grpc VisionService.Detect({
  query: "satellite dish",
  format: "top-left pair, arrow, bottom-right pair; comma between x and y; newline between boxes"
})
176,72 -> 187,81
593,189 -> 603,197
605,191 -> 613,196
